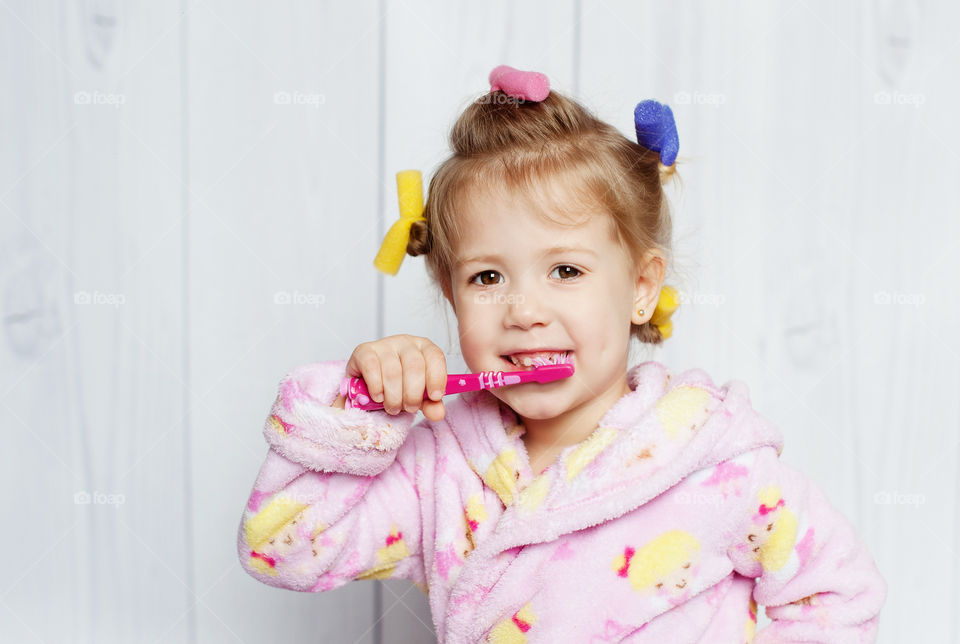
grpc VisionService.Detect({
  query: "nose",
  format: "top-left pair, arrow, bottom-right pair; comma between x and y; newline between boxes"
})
502,283 -> 551,330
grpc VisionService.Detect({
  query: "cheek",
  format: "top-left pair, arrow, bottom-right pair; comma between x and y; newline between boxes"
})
564,306 -> 620,345
456,303 -> 497,347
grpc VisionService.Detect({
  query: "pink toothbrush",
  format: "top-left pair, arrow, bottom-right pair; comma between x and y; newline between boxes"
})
339,355 -> 575,411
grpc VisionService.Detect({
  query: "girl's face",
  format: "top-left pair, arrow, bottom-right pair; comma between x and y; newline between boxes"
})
449,178 -> 650,425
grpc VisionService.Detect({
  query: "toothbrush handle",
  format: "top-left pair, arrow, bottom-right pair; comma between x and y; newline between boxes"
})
339,370 -> 524,411
444,371 -> 523,394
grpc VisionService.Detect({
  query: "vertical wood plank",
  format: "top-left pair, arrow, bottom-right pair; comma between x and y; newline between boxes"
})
187,1 -> 385,642
0,0 -> 190,640
855,1 -> 960,641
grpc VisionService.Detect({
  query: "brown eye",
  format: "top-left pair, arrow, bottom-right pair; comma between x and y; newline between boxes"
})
682,562 -> 691,569
766,523 -> 773,531
470,270 -> 501,286
550,265 -> 582,280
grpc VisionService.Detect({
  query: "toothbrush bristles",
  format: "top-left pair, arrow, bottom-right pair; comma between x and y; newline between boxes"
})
531,351 -> 571,368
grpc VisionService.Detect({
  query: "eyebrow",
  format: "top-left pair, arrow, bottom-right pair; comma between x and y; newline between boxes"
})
455,246 -> 598,268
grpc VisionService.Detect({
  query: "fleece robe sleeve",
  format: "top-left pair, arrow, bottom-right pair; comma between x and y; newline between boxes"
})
727,444 -> 887,643
237,359 -> 427,593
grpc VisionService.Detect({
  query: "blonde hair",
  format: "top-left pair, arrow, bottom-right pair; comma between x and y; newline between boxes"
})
407,88 -> 680,344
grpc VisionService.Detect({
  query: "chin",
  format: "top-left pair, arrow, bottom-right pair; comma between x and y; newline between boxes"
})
513,406 -> 564,421
496,390 -> 571,420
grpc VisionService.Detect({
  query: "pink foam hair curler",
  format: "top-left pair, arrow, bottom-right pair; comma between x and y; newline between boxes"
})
488,65 -> 550,102
339,354 -> 574,411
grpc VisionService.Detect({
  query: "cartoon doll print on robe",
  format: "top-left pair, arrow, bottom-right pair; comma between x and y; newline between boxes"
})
238,359 -> 887,643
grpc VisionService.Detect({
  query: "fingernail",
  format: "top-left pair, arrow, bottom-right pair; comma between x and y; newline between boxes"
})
431,390 -> 443,401
374,392 -> 383,402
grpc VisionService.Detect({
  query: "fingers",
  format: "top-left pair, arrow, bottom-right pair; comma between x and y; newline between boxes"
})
345,335 -> 447,417
379,349 -> 405,415
346,343 -> 386,404
422,342 -> 448,401
398,344 -> 426,414
421,399 -> 446,422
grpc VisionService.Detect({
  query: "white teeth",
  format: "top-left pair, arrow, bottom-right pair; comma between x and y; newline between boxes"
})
507,351 -> 568,369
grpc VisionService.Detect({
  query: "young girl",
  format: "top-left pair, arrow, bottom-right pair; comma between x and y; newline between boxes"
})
238,65 -> 886,643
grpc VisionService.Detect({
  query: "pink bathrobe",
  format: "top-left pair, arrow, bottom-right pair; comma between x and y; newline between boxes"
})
238,359 -> 886,643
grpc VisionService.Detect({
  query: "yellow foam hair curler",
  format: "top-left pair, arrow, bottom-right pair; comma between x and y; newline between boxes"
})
373,170 -> 425,275
650,285 -> 680,339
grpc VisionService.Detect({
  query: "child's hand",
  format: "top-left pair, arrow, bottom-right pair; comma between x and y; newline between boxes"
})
340,334 -> 447,421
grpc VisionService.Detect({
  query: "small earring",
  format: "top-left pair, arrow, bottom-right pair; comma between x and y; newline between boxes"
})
638,309 -> 645,316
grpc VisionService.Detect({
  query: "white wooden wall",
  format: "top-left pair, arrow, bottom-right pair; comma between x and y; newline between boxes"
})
1,1 -> 956,642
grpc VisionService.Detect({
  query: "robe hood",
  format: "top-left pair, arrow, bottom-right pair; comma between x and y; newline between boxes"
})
441,359 -> 785,556
434,360 -> 786,641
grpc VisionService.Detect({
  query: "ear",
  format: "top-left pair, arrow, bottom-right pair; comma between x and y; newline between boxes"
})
630,248 -> 667,326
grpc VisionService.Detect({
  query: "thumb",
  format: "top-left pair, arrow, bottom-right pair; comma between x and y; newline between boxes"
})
421,399 -> 446,422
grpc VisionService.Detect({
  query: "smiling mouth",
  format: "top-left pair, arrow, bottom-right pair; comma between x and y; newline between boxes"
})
500,351 -> 573,371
